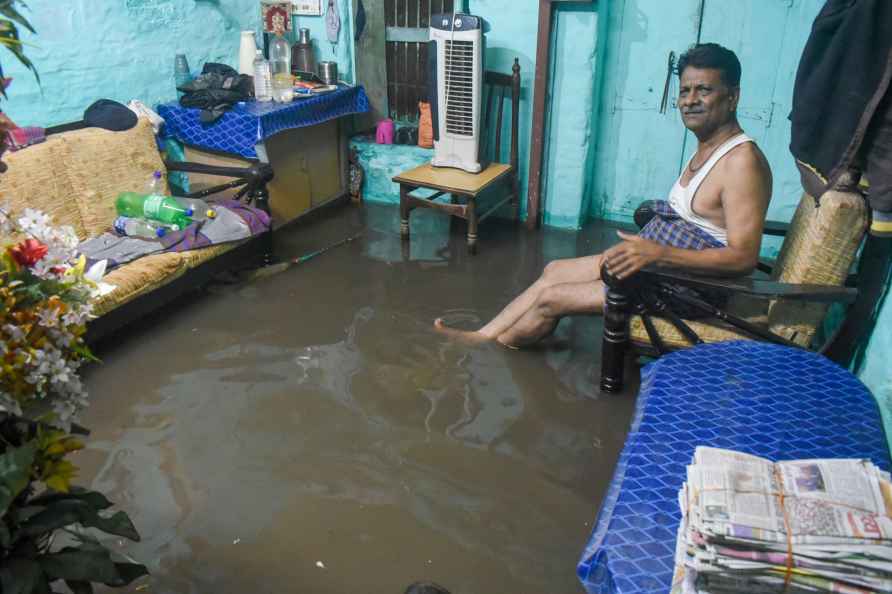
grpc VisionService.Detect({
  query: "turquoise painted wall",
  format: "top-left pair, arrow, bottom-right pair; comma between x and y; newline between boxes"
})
466,0 -> 537,221
1,0 -> 355,127
471,0 -> 603,229
860,283 -> 892,453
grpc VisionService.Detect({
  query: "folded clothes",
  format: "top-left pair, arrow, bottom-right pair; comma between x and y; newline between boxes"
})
79,200 -> 270,269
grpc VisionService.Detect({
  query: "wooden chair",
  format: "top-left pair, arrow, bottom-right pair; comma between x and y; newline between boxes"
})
599,176 -> 891,392
393,59 -> 521,254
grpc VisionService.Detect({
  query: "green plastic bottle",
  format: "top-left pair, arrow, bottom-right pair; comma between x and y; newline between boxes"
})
115,191 -> 194,229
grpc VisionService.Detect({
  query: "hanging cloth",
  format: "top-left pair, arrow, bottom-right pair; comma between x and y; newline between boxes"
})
354,0 -> 366,42
325,0 -> 340,44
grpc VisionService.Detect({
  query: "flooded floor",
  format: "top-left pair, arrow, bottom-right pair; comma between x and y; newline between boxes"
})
80,203 -> 639,594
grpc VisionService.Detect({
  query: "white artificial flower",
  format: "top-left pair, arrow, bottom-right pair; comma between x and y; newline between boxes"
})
84,259 -> 107,282
2,323 -> 26,342
17,208 -> 52,235
37,306 -> 61,328
0,391 -> 23,417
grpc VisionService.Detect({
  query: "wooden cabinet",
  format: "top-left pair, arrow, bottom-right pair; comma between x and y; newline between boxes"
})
184,119 -> 348,228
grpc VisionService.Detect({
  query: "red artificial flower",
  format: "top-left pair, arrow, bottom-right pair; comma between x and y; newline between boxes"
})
9,238 -> 48,267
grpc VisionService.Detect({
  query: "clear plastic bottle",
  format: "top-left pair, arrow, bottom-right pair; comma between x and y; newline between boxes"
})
116,191 -> 194,229
113,216 -> 175,239
174,54 -> 192,99
253,50 -> 272,102
145,170 -> 164,196
270,34 -> 293,103
175,197 -> 218,221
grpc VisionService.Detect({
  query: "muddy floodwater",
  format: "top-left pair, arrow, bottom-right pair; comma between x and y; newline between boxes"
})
80,204 -> 638,594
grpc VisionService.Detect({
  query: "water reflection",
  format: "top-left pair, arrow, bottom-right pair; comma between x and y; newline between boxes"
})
83,204 -> 636,594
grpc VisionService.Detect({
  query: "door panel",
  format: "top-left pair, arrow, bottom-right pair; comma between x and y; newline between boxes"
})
592,0 -> 702,221
689,0 -> 825,223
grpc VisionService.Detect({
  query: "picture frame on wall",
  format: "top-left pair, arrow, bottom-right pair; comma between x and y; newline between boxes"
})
293,0 -> 322,15
261,1 -> 293,33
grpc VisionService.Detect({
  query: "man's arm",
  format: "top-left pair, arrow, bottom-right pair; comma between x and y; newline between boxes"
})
605,146 -> 772,279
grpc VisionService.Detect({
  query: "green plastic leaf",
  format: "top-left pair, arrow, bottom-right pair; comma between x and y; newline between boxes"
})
39,547 -> 119,583
109,563 -> 149,587
64,580 -> 94,594
0,1 -> 36,34
20,500 -> 141,541
41,548 -> 148,587
0,442 -> 37,516
0,558 -> 42,594
29,487 -> 114,511
0,17 -> 39,86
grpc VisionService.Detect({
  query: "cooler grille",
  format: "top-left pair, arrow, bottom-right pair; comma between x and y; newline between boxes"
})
444,40 -> 474,137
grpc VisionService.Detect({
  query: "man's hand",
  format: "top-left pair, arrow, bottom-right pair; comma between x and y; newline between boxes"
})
603,231 -> 666,280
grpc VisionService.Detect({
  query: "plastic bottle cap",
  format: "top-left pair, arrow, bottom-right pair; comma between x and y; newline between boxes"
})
113,217 -> 126,235
155,227 -> 167,238
206,209 -> 217,219
184,207 -> 194,217
153,170 -> 162,179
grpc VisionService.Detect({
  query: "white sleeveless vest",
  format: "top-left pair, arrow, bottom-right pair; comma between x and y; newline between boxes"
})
667,133 -> 754,246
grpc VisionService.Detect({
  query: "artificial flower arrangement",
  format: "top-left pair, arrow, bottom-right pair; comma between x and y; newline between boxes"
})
1,205 -> 146,592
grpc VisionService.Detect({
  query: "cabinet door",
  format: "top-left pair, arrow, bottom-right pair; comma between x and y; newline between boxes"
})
593,0 -> 703,220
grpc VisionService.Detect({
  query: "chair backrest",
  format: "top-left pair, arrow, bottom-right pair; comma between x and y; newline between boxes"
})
1,118 -> 166,241
480,58 -> 521,172
767,185 -> 868,345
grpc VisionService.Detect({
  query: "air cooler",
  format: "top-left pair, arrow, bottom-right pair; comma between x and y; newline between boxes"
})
428,13 -> 485,173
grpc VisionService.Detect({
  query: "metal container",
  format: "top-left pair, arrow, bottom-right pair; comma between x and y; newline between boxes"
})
291,28 -> 316,74
318,61 -> 338,85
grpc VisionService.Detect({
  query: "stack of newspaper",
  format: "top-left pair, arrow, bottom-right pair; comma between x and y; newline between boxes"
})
672,447 -> 892,593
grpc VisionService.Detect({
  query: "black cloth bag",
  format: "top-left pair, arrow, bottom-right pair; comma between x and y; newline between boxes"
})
178,63 -> 254,124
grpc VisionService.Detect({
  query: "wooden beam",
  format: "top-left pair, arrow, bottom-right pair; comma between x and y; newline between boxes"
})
526,0 -> 594,230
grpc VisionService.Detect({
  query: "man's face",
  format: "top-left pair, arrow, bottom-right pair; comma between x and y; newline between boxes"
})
678,66 -> 739,136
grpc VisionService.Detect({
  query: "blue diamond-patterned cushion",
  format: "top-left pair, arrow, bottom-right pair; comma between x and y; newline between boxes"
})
157,85 -> 370,159
577,341 -> 891,594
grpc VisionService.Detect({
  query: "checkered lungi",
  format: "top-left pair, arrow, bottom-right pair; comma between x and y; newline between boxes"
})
628,200 -> 727,316
637,200 -> 725,249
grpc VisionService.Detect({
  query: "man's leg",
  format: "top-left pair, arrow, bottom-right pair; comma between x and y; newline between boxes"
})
434,254 -> 605,342
496,280 -> 606,347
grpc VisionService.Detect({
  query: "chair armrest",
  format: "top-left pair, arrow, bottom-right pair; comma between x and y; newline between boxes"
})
763,220 -> 789,237
164,160 -> 274,183
638,268 -> 857,304
756,259 -> 774,275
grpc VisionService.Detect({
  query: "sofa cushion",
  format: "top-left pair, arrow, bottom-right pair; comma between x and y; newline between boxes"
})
92,252 -> 187,316
62,118 -> 169,239
0,135 -> 86,239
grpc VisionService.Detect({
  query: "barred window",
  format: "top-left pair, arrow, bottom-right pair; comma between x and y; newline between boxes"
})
384,0 -> 455,121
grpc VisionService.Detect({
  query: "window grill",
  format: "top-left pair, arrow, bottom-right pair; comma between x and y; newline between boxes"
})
384,0 -> 455,122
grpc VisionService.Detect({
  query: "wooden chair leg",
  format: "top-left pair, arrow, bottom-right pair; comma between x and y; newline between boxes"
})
467,197 -> 478,254
600,286 -> 630,393
399,185 -> 410,240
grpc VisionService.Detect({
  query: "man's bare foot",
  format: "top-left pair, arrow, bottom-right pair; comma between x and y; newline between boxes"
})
433,317 -> 493,344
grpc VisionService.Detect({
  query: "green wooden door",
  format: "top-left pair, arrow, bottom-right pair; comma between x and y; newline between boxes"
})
687,0 -> 824,222
592,0 -> 825,224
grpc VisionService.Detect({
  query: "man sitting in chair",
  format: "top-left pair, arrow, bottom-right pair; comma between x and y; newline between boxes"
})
435,43 -> 773,347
